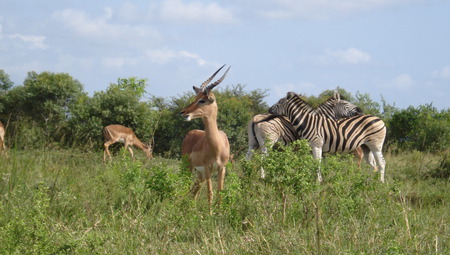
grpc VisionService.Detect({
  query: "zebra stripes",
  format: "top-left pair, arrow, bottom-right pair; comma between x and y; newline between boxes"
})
269,92 -> 387,182
246,91 -> 363,160
314,91 -> 363,120
245,113 -> 298,160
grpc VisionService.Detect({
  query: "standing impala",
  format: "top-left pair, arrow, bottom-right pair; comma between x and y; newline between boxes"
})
180,65 -> 231,205
0,121 -> 5,154
103,124 -> 153,162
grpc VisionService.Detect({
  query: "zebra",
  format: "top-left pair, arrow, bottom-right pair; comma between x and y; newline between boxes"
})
314,91 -> 363,120
246,91 -> 365,162
269,92 -> 387,182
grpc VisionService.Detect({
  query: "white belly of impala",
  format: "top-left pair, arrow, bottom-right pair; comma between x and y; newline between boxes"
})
194,163 -> 219,179
194,166 -> 206,178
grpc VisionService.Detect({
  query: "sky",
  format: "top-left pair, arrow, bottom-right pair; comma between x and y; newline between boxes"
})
0,0 -> 449,110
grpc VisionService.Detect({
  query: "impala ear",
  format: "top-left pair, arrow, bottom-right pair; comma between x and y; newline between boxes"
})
193,86 -> 203,95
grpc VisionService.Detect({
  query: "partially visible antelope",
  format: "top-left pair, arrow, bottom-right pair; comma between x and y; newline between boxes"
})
103,124 -> 153,162
180,65 -> 231,206
0,121 -> 6,154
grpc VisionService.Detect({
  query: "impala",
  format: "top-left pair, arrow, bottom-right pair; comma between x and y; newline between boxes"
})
0,121 -> 5,154
103,124 -> 153,162
180,65 -> 231,205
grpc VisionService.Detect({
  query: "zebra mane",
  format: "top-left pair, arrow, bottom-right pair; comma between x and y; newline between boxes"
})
276,91 -> 362,119
285,92 -> 316,113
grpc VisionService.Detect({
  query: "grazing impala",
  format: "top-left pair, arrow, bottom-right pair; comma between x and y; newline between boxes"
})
103,124 -> 153,162
180,65 -> 231,205
0,121 -> 5,154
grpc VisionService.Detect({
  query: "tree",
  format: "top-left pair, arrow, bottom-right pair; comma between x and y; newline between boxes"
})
303,87 -> 355,108
354,91 -> 381,116
0,69 -> 14,114
68,77 -> 158,150
0,71 -> 85,148
389,104 -> 450,152
0,69 -> 14,92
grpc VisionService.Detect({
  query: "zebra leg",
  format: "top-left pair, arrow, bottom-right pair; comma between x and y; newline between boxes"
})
257,136 -> 270,179
311,146 -> 323,182
246,127 -> 259,160
361,144 -> 378,171
245,147 -> 254,160
367,145 -> 386,183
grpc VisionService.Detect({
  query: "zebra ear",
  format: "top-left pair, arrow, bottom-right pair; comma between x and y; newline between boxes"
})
333,90 -> 341,102
287,92 -> 297,99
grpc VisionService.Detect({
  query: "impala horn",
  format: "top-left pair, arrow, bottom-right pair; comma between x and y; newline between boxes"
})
205,65 -> 231,92
199,64 -> 226,90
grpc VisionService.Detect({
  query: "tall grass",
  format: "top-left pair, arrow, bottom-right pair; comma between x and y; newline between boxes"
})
0,145 -> 448,254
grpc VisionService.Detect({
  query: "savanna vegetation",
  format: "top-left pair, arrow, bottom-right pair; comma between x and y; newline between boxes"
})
0,70 -> 449,254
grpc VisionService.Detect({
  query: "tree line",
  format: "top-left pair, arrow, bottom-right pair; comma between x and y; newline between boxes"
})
0,69 -> 449,157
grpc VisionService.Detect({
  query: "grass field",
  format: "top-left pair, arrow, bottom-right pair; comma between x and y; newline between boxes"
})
0,146 -> 448,254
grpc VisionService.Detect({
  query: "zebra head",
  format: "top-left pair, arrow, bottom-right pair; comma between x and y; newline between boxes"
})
333,101 -> 363,118
319,92 -> 363,119
269,92 -> 302,116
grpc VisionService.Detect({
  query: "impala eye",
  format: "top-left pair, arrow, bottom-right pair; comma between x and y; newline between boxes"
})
198,99 -> 206,104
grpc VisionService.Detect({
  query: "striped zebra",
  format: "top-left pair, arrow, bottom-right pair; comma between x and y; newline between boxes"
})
245,113 -> 298,160
269,92 -> 387,182
246,91 -> 364,161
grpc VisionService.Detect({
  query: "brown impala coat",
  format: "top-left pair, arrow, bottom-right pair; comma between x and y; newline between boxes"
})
180,65 -> 231,205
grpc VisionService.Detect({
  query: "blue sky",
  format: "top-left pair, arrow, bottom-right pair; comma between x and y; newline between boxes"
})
1,0 -> 449,110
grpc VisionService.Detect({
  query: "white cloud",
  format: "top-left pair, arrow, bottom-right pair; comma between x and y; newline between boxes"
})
146,48 -> 212,66
146,48 -> 178,63
0,22 -> 47,50
432,66 -> 450,80
159,0 -> 237,24
52,8 -> 162,43
314,48 -> 371,65
392,73 -> 414,90
257,0 -> 414,20
6,34 -> 47,49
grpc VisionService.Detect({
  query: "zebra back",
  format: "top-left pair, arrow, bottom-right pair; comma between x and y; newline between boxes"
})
251,114 -> 298,146
269,92 -> 386,153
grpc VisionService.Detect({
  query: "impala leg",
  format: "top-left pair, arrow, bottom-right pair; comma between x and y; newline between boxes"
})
217,166 -> 226,204
204,168 -> 213,205
124,143 -> 134,160
191,178 -> 202,199
103,142 -> 113,162
353,147 -> 363,168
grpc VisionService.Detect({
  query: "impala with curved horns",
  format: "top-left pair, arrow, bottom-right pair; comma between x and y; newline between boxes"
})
103,124 -> 153,162
180,65 -> 231,205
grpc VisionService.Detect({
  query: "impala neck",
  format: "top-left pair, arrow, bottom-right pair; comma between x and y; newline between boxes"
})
202,104 -> 222,148
133,138 -> 147,150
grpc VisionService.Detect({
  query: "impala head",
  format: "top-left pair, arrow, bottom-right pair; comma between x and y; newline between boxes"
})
180,65 -> 231,121
143,144 -> 153,159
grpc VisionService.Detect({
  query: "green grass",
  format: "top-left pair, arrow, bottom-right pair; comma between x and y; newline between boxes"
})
0,147 -> 448,254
